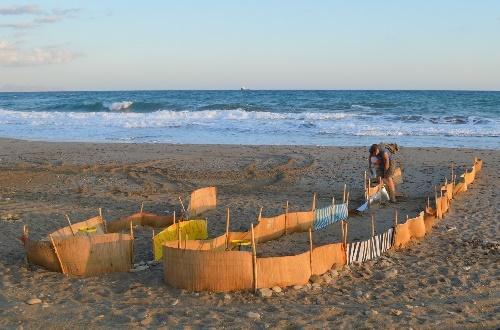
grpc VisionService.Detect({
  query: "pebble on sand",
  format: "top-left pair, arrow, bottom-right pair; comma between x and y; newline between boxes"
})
293,285 -> 303,290
26,298 -> 42,305
247,311 -> 261,319
271,286 -> 282,293
259,288 -> 273,298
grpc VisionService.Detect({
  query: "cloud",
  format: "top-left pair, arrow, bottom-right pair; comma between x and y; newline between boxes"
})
34,15 -> 62,24
0,41 -> 79,66
0,4 -> 41,15
0,22 -> 34,29
0,5 -> 81,29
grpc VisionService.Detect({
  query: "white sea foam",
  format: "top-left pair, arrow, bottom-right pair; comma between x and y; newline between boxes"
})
0,108 -> 498,147
105,101 -> 133,111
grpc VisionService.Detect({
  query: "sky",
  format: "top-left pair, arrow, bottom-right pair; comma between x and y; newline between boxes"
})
0,1 -> 499,91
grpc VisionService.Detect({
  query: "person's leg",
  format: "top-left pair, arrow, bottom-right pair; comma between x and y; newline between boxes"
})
384,176 -> 397,202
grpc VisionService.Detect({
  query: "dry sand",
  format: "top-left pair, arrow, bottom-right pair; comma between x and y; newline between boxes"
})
0,138 -> 498,329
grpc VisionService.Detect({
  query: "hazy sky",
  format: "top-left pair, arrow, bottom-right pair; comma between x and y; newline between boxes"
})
0,1 -> 499,91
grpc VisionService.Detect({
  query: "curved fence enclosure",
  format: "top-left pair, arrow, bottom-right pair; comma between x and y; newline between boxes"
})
162,158 -> 481,292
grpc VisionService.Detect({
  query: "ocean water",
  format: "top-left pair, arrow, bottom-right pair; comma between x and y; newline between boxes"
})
0,90 -> 498,149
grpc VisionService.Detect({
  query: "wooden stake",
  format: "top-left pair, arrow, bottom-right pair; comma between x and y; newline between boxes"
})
371,214 -> 375,237
343,184 -> 346,203
394,210 -> 398,227
309,227 -> 313,274
177,221 -> 181,249
258,206 -> 263,222
225,208 -> 230,250
368,177 -> 371,200
451,162 -> 455,187
344,222 -> 349,247
284,201 -> 289,235
65,214 -> 75,236
173,211 -> 176,225
129,221 -> 134,265
427,196 -> 430,209
140,202 -> 144,213
251,223 -> 257,293
364,171 -> 367,201
346,192 -> 350,209
49,234 -> 66,275
312,193 -> 317,211
341,220 -> 345,243
330,197 -> 335,223
99,208 -> 107,233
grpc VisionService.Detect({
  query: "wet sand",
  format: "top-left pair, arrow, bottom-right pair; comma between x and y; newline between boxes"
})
0,138 -> 498,329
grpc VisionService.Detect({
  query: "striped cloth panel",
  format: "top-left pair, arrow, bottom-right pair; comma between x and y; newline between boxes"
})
347,228 -> 394,264
313,203 -> 349,231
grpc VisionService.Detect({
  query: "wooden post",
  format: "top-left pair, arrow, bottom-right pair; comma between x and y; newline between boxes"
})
258,206 -> 263,222
251,223 -> 257,294
225,208 -> 230,250
368,177 -> 371,200
309,227 -> 313,275
99,208 -> 107,233
284,201 -> 289,235
364,171 -> 368,202
140,202 -> 144,213
173,211 -> 176,225
341,220 -> 345,244
49,234 -> 66,275
330,197 -> 335,224
343,184 -> 347,203
177,221 -> 181,248
451,162 -> 455,187
427,196 -> 430,209
312,193 -> 317,211
346,192 -> 350,209
371,214 -> 375,237
344,222 -> 349,247
65,214 -> 76,236
394,210 -> 398,227
129,221 -> 134,266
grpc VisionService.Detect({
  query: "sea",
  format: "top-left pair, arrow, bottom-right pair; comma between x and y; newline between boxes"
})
0,90 -> 498,149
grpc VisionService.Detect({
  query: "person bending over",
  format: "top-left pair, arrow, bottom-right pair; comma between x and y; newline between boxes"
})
369,144 -> 397,202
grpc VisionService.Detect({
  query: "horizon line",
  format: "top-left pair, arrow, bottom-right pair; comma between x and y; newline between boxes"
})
1,88 -> 500,93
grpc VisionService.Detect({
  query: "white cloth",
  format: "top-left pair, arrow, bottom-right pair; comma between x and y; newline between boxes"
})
356,186 -> 390,212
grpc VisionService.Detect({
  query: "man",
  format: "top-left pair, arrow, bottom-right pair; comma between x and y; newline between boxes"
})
369,144 -> 397,202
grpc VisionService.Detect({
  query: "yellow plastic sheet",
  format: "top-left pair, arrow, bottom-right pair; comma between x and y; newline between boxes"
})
153,220 -> 208,260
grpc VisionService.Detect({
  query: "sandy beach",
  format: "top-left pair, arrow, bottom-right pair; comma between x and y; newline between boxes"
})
0,138 -> 498,329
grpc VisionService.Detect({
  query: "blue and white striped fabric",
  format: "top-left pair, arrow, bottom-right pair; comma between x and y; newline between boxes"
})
347,228 -> 394,264
313,203 -> 349,231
